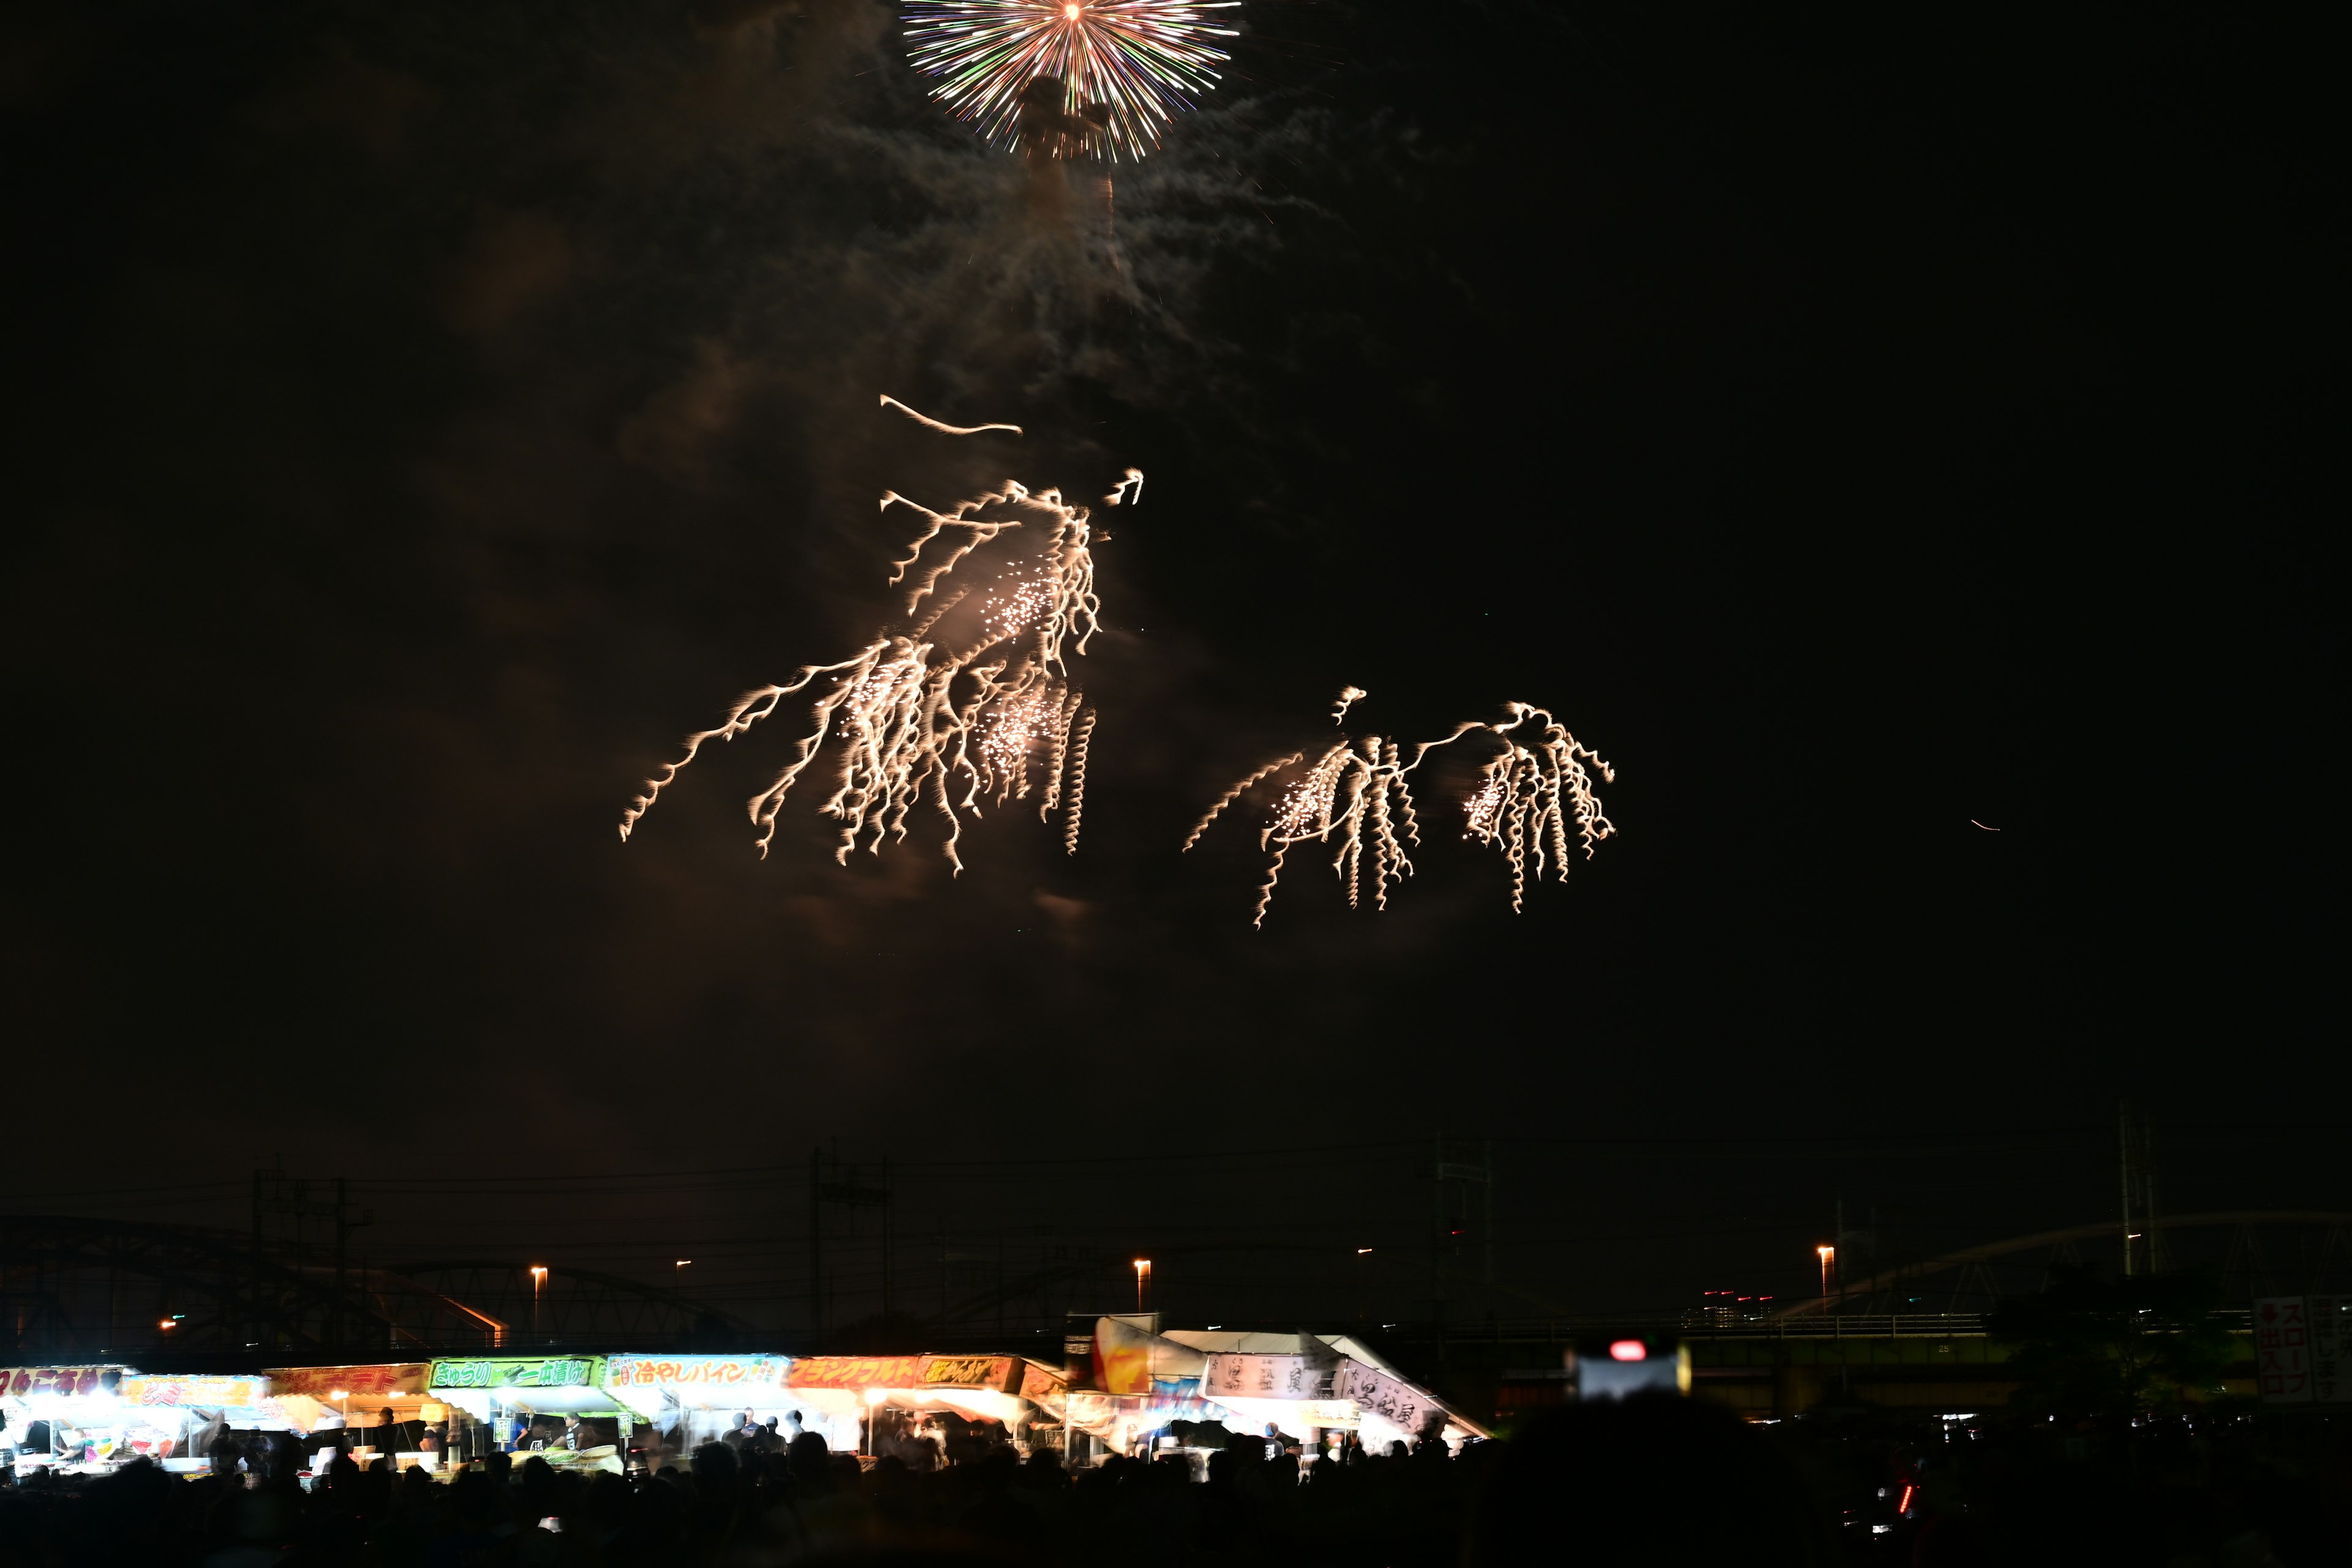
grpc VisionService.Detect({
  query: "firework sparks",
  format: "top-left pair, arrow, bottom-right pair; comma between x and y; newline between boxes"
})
902,2 -> 1242,162
620,402 -> 1125,872
1187,692 -> 1618,924
1452,704 -> 1618,914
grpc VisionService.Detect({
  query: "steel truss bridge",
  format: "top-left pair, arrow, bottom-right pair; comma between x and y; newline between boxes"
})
0,1216 -> 750,1362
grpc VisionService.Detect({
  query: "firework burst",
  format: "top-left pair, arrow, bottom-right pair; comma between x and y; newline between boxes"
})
1186,690 -> 1619,924
618,399 -> 1129,873
903,1 -> 1241,162
1450,704 -> 1618,913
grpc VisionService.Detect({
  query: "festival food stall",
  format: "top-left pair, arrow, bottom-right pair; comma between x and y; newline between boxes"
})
426,1355 -> 627,1474
1186,1332 -> 1490,1457
4,1366 -> 132,1474
601,1353 -> 793,1466
783,1353 -> 1052,1463
1065,1317 -> 1219,1468
262,1363 -> 437,1471
115,1375 -> 279,1474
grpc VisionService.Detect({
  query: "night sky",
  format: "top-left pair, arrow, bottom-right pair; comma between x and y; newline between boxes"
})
4,2 -> 2335,1333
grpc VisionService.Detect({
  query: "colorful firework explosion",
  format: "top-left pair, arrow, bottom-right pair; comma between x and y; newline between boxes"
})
903,1 -> 1240,161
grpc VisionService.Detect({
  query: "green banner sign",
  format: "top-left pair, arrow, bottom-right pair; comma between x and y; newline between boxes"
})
428,1356 -> 603,1390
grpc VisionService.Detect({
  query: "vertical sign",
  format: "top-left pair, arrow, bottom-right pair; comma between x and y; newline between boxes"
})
2254,1297 -> 2312,1404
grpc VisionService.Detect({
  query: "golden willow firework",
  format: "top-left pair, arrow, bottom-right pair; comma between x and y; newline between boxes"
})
1186,691 -> 1619,925
618,398 -> 1133,873
903,1 -> 1240,162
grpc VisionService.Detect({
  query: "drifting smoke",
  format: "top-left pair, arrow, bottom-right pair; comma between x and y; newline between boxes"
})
619,399 -> 1137,873
1186,690 -> 1618,925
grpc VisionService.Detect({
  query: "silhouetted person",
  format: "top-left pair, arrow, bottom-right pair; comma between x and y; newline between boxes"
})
1464,1396 -> 1835,1568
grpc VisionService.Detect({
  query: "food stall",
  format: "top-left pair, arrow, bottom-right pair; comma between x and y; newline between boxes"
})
1188,1333 -> 1490,1457
783,1354 -> 1052,1463
601,1354 -> 794,1467
4,1366 -> 132,1475
426,1355 -> 627,1474
115,1375 -> 281,1474
1063,1316 -> 1223,1467
263,1363 -> 437,1471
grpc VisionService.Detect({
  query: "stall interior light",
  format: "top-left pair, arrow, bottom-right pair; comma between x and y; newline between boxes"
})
864,1388 -> 889,1405
1608,1340 -> 1648,1363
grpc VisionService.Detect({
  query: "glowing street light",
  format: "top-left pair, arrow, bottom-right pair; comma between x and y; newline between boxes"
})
1817,1245 -> 1835,1300
530,1265 -> 549,1336
1133,1258 -> 1152,1313
863,1386 -> 888,1456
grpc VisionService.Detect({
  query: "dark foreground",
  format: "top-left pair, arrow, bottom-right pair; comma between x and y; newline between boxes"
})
2,1400 -> 2343,1567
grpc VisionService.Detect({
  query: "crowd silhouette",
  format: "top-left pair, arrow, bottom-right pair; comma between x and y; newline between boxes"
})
1,1398 -> 2342,1566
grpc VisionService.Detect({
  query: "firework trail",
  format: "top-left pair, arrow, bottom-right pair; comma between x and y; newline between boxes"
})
902,2 -> 1242,162
1186,691 -> 1618,924
879,394 -> 1023,437
619,399 -> 1124,873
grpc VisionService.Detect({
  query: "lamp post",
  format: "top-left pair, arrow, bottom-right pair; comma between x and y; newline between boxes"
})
1817,1245 -> 1835,1303
530,1266 -> 548,1339
1355,1249 -> 1373,1322
863,1387 -> 887,1457
1133,1259 -> 1151,1314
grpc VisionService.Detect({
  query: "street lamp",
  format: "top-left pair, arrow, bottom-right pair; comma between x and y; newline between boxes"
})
1817,1245 -> 1835,1302
530,1266 -> 549,1338
863,1387 -> 888,1456
1133,1259 -> 1152,1313
1355,1249 -> 1373,1321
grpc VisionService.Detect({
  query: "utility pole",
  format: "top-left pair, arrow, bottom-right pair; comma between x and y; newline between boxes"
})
1426,1136 -> 1494,1330
2119,1101 -> 2165,1276
249,1163 -> 369,1349
810,1147 -> 892,1344
809,1148 -> 821,1344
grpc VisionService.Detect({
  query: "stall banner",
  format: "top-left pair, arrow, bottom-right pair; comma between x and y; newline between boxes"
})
1334,1362 -> 1446,1435
787,1355 -> 927,1391
123,1377 -> 265,1411
1020,1362 -> 1068,1413
429,1357 -> 602,1390
783,1354 -> 1019,1392
606,1355 -> 789,1392
1203,1354 -> 1334,1402
3,1367 -> 126,1399
1093,1317 -> 1159,1395
917,1355 -> 1020,1393
267,1365 -> 430,1400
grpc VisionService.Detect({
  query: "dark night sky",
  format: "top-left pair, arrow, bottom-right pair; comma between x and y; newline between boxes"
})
2,2 -> 2337,1331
